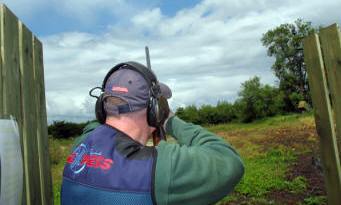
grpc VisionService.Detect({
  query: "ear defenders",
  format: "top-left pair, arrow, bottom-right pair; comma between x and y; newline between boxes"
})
93,61 -> 167,128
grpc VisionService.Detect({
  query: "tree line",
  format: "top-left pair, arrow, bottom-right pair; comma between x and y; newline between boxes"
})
177,19 -> 316,124
49,19 -> 317,138
176,76 -> 303,124
48,121 -> 89,139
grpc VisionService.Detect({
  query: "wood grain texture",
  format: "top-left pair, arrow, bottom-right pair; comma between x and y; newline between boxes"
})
0,5 -> 26,205
1,4 -> 21,123
319,24 -> 341,163
0,5 -> 3,114
33,36 -> 54,205
1,4 -> 53,204
304,33 -> 341,205
19,21 -> 42,205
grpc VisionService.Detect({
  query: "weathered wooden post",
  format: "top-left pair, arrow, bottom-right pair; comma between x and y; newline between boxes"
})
304,24 -> 341,205
0,4 -> 53,205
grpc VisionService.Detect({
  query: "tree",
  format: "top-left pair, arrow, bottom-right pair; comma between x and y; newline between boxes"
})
237,76 -> 263,122
48,121 -> 87,139
261,19 -> 317,111
237,76 -> 284,122
216,101 -> 237,123
175,105 -> 200,124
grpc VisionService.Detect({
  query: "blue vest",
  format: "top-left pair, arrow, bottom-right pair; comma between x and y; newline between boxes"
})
61,124 -> 157,205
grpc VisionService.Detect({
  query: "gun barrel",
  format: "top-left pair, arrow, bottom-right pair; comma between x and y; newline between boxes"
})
145,46 -> 151,69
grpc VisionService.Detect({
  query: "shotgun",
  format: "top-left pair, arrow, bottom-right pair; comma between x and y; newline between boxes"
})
145,46 -> 167,145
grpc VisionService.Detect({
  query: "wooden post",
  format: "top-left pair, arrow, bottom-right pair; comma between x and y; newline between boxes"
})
19,21 -> 42,205
0,4 -> 53,205
1,3 -> 21,130
0,5 -> 25,204
34,37 -> 53,205
319,24 -> 341,162
304,27 -> 341,205
0,5 -> 2,116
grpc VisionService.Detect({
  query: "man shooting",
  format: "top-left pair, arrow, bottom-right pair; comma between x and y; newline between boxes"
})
61,61 -> 244,205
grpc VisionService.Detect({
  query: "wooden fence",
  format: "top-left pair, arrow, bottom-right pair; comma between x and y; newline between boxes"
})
304,24 -> 341,205
0,4 -> 53,205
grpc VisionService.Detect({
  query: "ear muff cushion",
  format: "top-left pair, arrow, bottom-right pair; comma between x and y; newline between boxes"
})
147,96 -> 158,127
147,95 -> 170,128
158,96 -> 170,125
95,94 -> 106,124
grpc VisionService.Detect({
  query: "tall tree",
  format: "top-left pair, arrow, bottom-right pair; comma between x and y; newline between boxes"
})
261,19 -> 317,111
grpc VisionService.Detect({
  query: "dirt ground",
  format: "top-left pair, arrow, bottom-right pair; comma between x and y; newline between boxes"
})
267,154 -> 326,205
263,120 -> 326,204
217,116 -> 327,205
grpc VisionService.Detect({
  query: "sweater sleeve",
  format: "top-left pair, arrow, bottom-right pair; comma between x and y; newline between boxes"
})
154,116 -> 244,205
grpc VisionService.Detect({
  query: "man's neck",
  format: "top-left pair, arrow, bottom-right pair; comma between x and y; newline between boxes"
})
105,116 -> 149,145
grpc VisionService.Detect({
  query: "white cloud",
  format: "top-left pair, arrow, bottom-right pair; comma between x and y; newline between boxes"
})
132,8 -> 163,28
37,0 -> 341,122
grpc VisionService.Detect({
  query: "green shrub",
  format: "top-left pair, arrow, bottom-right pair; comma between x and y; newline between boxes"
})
303,196 -> 327,205
235,148 -> 296,197
237,76 -> 284,122
285,176 -> 307,194
48,121 -> 88,139
198,104 -> 219,124
216,101 -> 237,123
176,102 -> 237,125
176,76 -> 301,125
176,105 -> 201,124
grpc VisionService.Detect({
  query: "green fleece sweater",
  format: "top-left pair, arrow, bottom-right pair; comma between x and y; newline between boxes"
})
155,116 -> 244,204
72,116 -> 244,205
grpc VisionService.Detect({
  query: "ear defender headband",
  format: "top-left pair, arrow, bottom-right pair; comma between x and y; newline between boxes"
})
94,61 -> 164,128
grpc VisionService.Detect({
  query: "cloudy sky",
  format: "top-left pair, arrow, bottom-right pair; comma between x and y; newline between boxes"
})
2,0 -> 341,123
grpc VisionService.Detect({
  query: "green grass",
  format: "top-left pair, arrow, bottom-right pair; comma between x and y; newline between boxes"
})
302,196 -> 327,205
217,147 -> 303,204
213,113 -> 323,204
235,148 -> 296,197
49,137 -> 75,205
50,113 -> 321,204
208,112 -> 313,133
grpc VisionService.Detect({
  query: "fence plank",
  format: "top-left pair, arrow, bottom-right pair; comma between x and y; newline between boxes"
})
319,24 -> 341,162
304,33 -> 341,205
1,5 -> 21,121
19,21 -> 42,205
0,6 -> 3,114
0,5 -> 26,205
33,37 -> 54,205
0,4 -> 53,205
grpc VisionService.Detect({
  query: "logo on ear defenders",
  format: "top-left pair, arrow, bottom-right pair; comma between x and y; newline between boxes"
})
67,143 -> 114,174
112,86 -> 128,93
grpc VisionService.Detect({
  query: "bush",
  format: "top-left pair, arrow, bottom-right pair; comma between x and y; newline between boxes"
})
176,102 -> 237,125
289,92 -> 304,111
176,105 -> 201,124
199,105 -> 220,124
237,76 -> 284,122
48,121 -> 88,139
216,101 -> 237,123
176,76 -> 293,124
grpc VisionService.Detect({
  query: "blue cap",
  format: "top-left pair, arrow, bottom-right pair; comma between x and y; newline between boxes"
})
103,67 -> 171,115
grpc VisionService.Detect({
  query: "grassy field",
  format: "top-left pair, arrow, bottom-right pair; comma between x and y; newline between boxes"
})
49,113 -> 326,205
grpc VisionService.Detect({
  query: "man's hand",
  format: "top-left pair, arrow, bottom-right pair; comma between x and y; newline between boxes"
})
158,96 -> 170,126
152,96 -> 173,145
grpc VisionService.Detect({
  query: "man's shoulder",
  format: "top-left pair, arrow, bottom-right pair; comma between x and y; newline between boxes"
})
72,121 -> 101,151
83,121 -> 101,133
